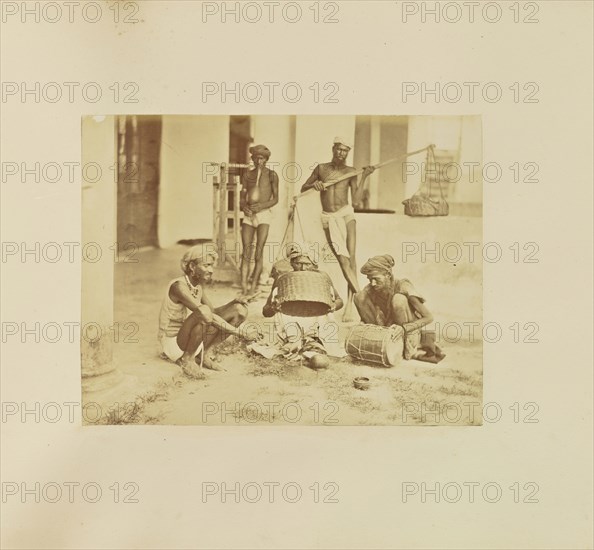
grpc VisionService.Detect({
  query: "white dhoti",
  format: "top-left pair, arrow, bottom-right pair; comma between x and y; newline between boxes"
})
242,207 -> 273,228
159,337 -> 204,367
320,204 -> 355,259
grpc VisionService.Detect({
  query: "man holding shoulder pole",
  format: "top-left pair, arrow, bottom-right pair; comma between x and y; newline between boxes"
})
300,137 -> 375,320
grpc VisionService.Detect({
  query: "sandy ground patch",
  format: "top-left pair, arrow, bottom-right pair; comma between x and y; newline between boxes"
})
110,246 -> 482,426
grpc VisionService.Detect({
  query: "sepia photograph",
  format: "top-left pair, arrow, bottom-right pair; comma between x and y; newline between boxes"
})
2,0 -> 592,548
81,114 -> 482,425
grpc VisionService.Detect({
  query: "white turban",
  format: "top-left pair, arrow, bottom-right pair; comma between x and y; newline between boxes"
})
333,136 -> 352,149
180,245 -> 218,274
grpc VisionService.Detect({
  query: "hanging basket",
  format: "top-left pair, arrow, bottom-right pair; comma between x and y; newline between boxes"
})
402,196 -> 449,216
402,145 -> 449,217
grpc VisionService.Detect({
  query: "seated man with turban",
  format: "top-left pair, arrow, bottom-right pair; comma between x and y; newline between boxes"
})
354,255 -> 443,362
240,144 -> 279,298
158,245 -> 260,379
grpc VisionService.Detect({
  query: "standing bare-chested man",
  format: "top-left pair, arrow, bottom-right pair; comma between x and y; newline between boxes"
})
240,144 -> 279,298
300,137 -> 374,318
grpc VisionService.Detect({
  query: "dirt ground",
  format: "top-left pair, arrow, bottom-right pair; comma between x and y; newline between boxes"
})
111,245 -> 482,426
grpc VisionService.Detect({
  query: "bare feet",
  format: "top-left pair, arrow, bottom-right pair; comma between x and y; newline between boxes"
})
176,358 -> 205,380
202,355 -> 225,371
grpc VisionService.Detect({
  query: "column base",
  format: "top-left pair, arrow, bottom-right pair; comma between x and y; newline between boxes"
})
81,368 -> 125,393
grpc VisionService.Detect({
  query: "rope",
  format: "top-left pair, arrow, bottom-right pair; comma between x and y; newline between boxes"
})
293,203 -> 307,243
273,194 -> 310,262
274,203 -> 294,262
275,143 -> 436,262
414,146 -> 446,200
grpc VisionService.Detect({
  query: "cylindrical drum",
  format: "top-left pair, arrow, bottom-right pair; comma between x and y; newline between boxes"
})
275,271 -> 334,317
345,324 -> 404,367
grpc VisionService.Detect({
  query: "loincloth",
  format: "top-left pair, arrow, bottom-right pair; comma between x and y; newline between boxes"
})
243,207 -> 273,228
159,336 -> 204,365
320,204 -> 355,258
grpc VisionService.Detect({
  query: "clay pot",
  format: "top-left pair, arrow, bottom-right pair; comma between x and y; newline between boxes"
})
353,377 -> 371,390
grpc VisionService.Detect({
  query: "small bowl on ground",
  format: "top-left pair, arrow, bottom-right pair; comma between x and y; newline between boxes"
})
353,376 -> 371,390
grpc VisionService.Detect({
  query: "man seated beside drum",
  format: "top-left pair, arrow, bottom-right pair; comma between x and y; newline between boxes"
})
353,254 -> 436,361
158,245 -> 261,379
262,249 -> 345,357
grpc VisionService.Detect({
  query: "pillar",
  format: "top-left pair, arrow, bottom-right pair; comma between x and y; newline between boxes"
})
81,115 -> 122,392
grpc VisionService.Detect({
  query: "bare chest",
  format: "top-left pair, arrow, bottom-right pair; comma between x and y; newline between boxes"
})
244,169 -> 272,189
318,164 -> 353,183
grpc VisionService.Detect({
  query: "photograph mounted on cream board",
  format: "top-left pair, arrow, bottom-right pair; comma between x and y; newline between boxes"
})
1,1 -> 592,549
81,114 -> 482,426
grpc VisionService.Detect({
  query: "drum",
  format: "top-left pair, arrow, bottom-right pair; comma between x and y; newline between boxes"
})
275,271 -> 334,317
345,324 -> 404,367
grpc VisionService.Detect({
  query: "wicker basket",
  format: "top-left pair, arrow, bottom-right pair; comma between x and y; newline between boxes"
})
276,271 -> 334,317
402,195 -> 449,216
270,258 -> 293,281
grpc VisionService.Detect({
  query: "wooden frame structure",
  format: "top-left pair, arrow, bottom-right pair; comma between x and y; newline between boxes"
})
211,162 -> 250,268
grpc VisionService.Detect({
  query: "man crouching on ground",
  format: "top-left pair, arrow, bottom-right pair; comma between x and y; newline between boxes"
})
158,245 -> 261,379
354,254 -> 434,360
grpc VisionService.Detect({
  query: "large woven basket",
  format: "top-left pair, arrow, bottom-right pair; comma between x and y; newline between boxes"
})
402,195 -> 449,217
276,271 -> 334,317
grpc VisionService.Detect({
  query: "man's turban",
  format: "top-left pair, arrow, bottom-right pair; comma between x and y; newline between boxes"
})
180,245 -> 218,274
284,242 -> 317,267
290,251 -> 318,269
285,243 -> 300,258
360,254 -> 395,275
333,136 -> 352,149
249,144 -> 271,159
